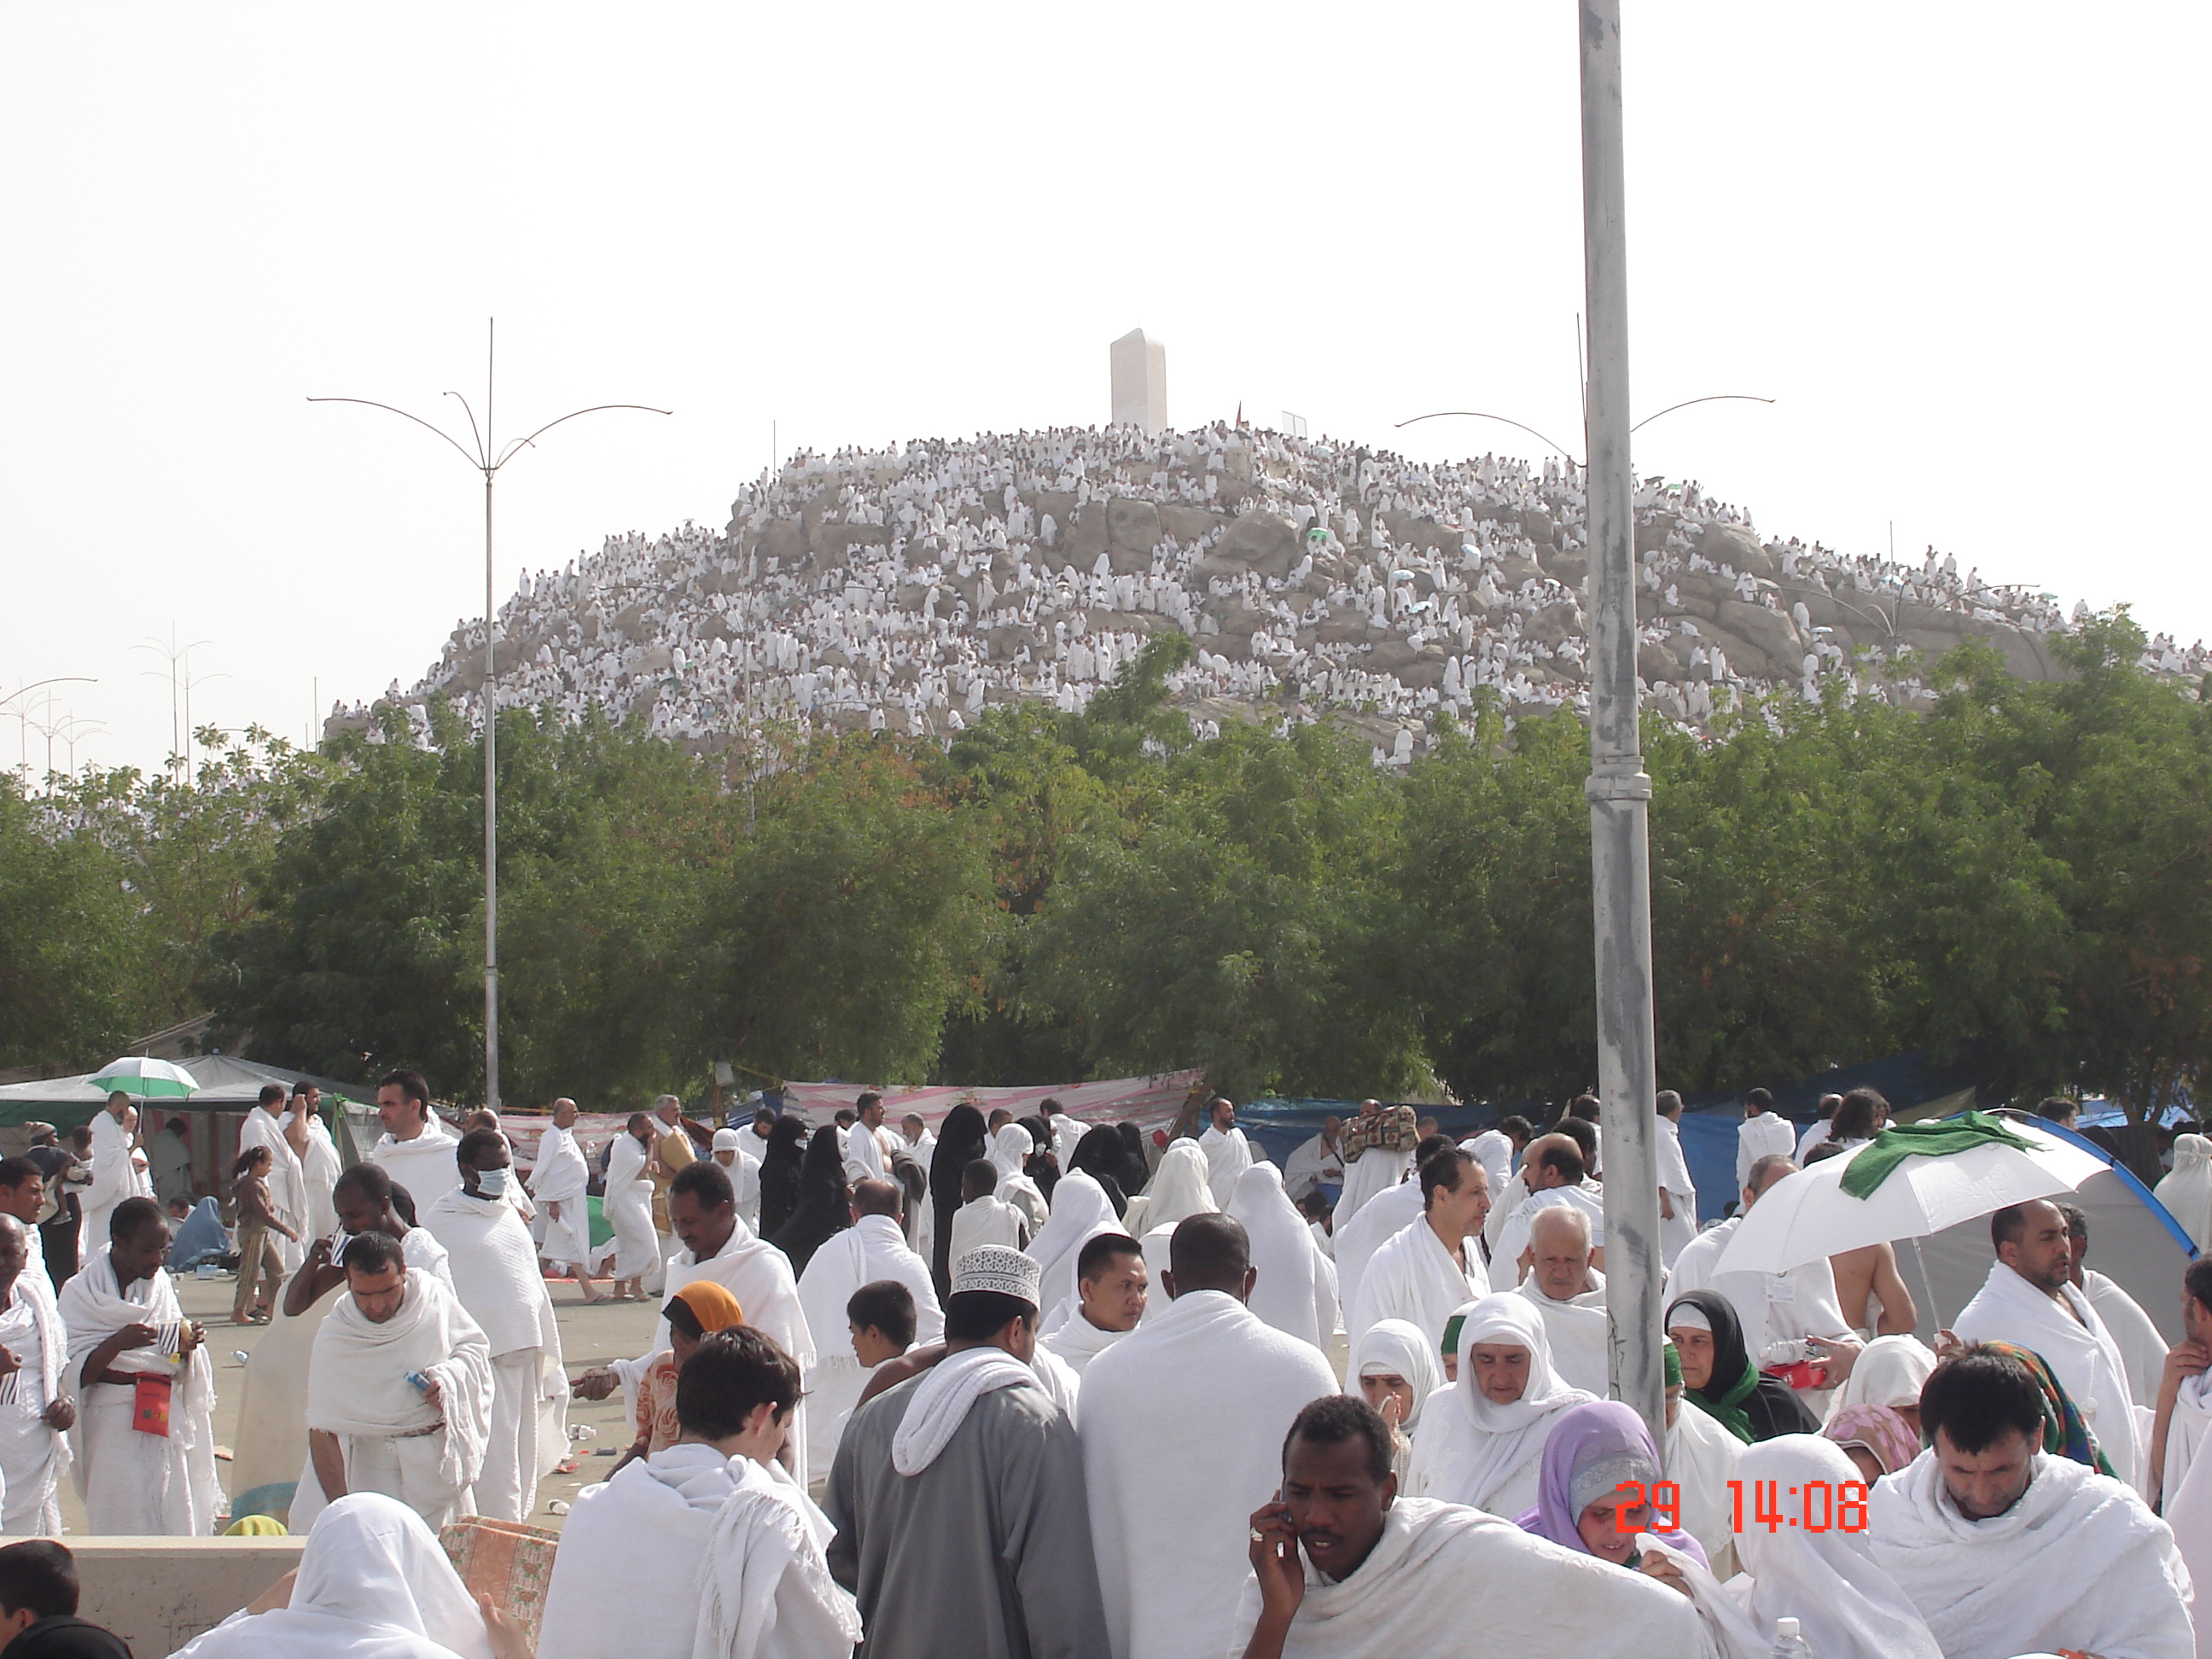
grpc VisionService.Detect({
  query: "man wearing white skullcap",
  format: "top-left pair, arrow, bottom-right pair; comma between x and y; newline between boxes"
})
826,1246 -> 1107,1657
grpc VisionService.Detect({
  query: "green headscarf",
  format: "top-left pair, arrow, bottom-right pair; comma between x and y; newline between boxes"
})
1977,1340 -> 2117,1477
1663,1338 -> 1684,1390
1667,1289 -> 1761,1443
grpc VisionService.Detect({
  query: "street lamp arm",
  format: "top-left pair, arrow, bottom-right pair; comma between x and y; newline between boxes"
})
306,397 -> 485,470
0,678 -> 95,709
1629,394 -> 1774,435
491,404 -> 673,470
1393,410 -> 1580,460
443,391 -> 490,469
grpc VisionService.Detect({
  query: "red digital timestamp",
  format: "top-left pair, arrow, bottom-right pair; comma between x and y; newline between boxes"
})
1610,1479 -> 1871,1534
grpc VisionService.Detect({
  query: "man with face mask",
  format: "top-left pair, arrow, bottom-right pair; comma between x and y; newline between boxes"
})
1232,1395 -> 1697,1659
418,1128 -> 569,1522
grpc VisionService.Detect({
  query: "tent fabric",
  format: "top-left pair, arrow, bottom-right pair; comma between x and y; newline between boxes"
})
0,1055 -> 369,1120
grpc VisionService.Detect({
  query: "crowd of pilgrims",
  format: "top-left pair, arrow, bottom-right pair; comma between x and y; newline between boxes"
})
5,1077 -> 2211,1656
330,422 -> 2206,766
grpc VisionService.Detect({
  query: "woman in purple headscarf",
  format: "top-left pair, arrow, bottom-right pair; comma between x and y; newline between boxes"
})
1516,1400 -> 1708,1577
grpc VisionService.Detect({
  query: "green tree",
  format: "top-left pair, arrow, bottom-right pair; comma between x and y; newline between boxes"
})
0,776 -> 141,1069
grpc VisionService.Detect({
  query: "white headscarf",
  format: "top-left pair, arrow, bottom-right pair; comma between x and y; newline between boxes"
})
1138,1141 -> 1219,1234
1226,1162 -> 1337,1351
1417,1294 -> 1593,1510
172,1492 -> 492,1659
2157,1134 -> 2212,1251
1353,1318 -> 1442,1434
988,1123 -> 1034,1181
1023,1169 -> 1120,1325
1731,1436 -> 1941,1659
1825,1334 -> 1937,1417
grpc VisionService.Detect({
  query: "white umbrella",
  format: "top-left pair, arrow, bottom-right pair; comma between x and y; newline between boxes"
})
1716,1117 -> 2109,1276
85,1056 -> 201,1099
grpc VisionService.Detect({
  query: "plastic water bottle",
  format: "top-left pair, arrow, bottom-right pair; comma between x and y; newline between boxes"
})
1769,1616 -> 1813,1659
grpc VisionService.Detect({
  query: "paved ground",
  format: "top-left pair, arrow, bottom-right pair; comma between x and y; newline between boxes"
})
55,1270 -> 666,1535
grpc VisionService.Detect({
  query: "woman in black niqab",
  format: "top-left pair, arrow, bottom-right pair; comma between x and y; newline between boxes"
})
1069,1125 -> 1132,1219
756,1115 -> 809,1239
768,1124 -> 852,1278
928,1103 -> 989,1293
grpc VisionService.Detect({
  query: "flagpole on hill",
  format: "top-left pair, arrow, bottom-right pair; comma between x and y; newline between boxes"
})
311,321 -> 669,1110
1577,2 -> 1667,1448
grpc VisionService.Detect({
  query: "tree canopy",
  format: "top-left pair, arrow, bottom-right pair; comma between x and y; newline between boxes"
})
3,615 -> 2204,1127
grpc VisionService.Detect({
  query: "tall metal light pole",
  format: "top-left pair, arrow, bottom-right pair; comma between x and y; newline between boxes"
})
1580,0 -> 1665,1446
2,679 -> 96,773
311,321 -> 669,1109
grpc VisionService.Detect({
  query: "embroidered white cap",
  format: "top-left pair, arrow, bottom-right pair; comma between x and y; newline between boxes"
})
952,1245 -> 1042,1305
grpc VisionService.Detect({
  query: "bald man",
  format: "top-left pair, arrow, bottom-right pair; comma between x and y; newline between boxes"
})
1080,1216 -> 1336,1659
1513,1206 -> 1608,1394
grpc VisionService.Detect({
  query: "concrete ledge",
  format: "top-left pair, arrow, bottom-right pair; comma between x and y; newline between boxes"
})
67,1536 -> 304,1659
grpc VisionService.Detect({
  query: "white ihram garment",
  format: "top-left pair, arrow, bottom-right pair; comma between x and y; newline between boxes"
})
841,1121 -> 888,1187
1080,1289 -> 1339,1659
59,1246 -> 219,1535
1735,1110 -> 1796,1191
1667,1389 -> 1744,1578
305,1272 -> 492,1528
422,1187 -> 569,1522
1022,1172 -> 1119,1329
1224,1496 -> 1705,1659
1196,1123 -> 1254,1209
529,1125 -> 594,1266
77,1112 -> 138,1262
1489,1182 -> 1605,1292
1124,1141 -> 1215,1239
795,1214 -> 944,1470
1403,1294 -> 1593,1517
1726,1435 -> 1939,1659
2157,1134 -> 2212,1251
0,1281 -> 69,1534
1952,1259 -> 2145,1491
1330,1179 -> 1422,1330
1513,1268 -> 1609,1397
1657,1114 -> 1698,1266
1225,1164 -> 1338,1351
300,1113 -> 344,1240
369,1122 -> 465,1214
538,1443 -> 855,1659
650,1223 -> 815,1484
1335,1141 -> 1409,1228
950,1195 -> 1026,1261
1870,1447 -> 2193,1659
168,1492 -> 495,1659
601,1133 -> 660,1279
1350,1214 -> 1482,1351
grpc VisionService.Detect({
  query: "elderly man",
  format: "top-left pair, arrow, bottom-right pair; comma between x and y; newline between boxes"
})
1198,1098 -> 1256,1210
1666,1152 -> 1860,1392
841,1091 -> 891,1187
0,1218 -> 71,1534
58,1197 -> 218,1535
367,1068 -> 463,1212
1233,1396 -> 1698,1659
1871,1345 -> 2192,1659
795,1179 -> 944,1471
1953,1197 -> 2143,1490
422,1129 -> 568,1522
528,1099 -> 606,1303
1487,1134 -> 1606,1291
1042,1232 -> 1147,1380
1514,1206 -> 1608,1395
304,1230 -> 492,1529
900,1112 -> 935,1165
1280,1119 -> 1343,1206
1082,1215 -> 1338,1659
1348,1147 -> 1489,1351
827,1246 -> 1107,1659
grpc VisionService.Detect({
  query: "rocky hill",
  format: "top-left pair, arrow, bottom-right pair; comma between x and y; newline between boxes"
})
340,422 -> 2207,761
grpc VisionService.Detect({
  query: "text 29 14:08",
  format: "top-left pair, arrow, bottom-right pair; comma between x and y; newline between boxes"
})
1610,1479 -> 1871,1534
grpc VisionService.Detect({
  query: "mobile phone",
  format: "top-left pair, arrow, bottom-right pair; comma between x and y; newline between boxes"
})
328,1229 -> 355,1265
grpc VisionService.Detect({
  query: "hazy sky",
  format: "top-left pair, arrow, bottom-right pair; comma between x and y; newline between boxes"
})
4,3 -> 2205,777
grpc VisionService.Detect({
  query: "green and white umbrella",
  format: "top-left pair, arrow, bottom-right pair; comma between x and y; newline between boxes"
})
86,1057 -> 201,1099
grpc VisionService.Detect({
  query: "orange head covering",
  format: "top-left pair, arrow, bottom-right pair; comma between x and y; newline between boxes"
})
667,1279 -> 744,1336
